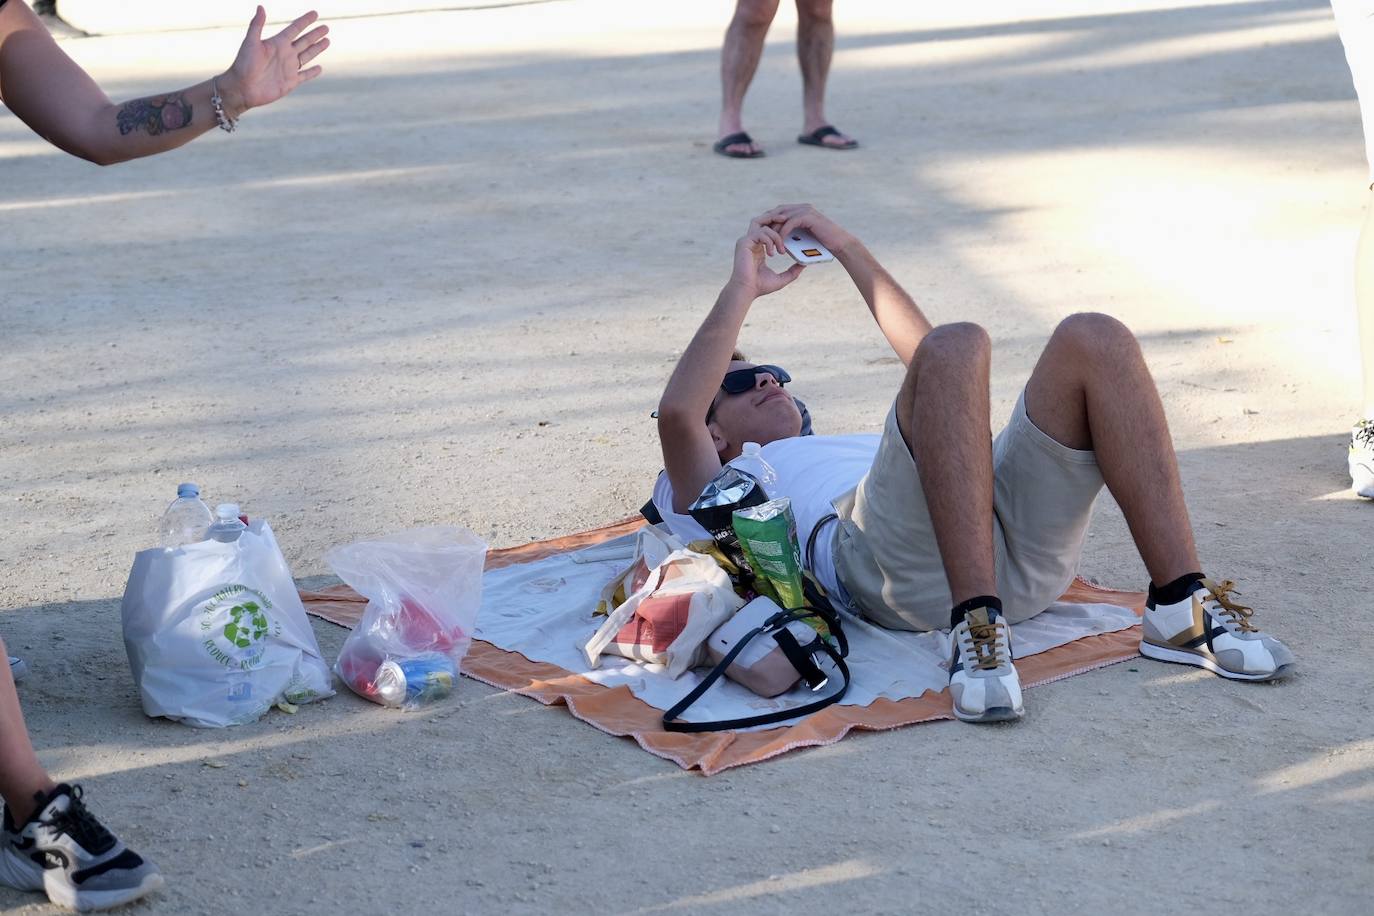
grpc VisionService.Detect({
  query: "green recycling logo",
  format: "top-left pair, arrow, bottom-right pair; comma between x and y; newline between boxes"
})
223,601 -> 270,649
199,584 -> 282,669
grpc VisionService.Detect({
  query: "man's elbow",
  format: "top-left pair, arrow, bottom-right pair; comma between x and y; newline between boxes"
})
54,136 -> 123,166
655,400 -> 703,427
80,144 -> 131,166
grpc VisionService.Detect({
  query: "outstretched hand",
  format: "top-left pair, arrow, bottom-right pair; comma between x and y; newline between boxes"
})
222,7 -> 331,115
731,218 -> 805,297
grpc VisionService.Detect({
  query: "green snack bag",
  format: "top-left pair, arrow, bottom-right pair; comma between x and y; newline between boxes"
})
733,498 -> 829,636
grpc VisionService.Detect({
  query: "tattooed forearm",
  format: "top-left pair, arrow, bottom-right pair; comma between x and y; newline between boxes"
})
115,93 -> 193,137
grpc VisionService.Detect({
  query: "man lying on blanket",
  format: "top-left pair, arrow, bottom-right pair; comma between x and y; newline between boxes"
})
652,204 -> 1294,724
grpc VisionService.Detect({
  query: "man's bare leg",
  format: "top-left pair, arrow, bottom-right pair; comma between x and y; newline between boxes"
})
795,0 -> 855,147
899,324 -> 1021,722
896,323 -> 998,605
1025,313 -> 1294,681
0,637 -> 57,825
1349,187 -> 1374,496
1023,312 -> 1198,585
718,0 -> 780,156
1357,187 -> 1374,418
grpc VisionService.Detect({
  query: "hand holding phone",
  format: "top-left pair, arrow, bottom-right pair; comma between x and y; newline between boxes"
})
782,229 -> 835,265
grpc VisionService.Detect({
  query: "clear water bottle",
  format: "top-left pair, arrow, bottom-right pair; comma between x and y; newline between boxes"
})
158,483 -> 213,548
729,441 -> 778,491
206,503 -> 248,543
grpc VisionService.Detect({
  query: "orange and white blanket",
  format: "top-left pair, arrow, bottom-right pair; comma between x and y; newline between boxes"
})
302,520 -> 1146,775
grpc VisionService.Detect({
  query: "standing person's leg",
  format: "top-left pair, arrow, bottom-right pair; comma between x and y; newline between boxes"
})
717,0 -> 780,158
0,636 -> 164,909
794,0 -> 857,149
1022,313 -> 1293,680
0,638 -> 56,825
1332,0 -> 1374,494
1350,188 -> 1374,493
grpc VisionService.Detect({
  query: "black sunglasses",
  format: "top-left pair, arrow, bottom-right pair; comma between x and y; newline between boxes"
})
706,365 -> 791,422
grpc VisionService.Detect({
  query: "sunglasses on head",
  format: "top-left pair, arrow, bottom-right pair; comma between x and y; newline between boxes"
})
707,364 -> 792,422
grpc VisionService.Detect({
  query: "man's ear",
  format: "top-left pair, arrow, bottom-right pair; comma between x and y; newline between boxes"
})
708,420 -> 729,454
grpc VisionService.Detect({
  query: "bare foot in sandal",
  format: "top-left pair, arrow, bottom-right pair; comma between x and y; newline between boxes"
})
714,130 -> 765,159
798,124 -> 858,150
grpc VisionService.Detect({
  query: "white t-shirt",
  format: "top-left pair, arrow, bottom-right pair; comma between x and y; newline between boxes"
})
650,434 -> 880,602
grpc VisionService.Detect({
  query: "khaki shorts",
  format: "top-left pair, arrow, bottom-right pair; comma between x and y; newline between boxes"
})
832,391 -> 1103,631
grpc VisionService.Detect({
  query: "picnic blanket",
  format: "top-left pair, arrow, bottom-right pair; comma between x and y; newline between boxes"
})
301,519 -> 1148,775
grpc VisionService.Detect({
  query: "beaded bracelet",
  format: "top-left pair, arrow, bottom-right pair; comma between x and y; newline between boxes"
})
210,78 -> 237,133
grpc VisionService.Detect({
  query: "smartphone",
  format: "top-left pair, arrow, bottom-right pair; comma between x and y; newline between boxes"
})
782,229 -> 834,265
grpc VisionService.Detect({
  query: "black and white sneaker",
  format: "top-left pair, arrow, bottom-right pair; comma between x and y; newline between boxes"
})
0,784 -> 163,911
8,656 -> 27,683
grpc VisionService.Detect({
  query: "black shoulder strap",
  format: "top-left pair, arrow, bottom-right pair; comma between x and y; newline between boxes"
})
661,607 -> 850,733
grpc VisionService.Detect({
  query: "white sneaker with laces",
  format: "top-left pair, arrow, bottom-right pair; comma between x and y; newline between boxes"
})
1140,578 -> 1294,681
7,657 -> 27,684
947,607 -> 1024,723
0,784 -> 163,911
1350,419 -> 1374,498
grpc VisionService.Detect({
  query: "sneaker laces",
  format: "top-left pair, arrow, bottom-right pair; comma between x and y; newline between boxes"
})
1354,420 -> 1374,449
39,786 -> 116,855
1199,579 -> 1258,634
963,618 -> 1009,671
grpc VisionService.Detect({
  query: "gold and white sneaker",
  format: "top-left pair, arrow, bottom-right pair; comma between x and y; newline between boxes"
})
1140,578 -> 1294,681
947,607 -> 1024,722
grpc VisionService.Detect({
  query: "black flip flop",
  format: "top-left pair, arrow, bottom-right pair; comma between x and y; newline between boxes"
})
798,125 -> 858,150
713,131 -> 765,159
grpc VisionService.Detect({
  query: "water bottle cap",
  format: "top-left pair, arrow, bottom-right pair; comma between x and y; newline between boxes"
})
215,503 -> 241,518
176,483 -> 200,498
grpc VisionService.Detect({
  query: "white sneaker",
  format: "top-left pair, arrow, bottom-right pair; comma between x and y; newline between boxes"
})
1140,578 -> 1294,681
1350,420 -> 1374,498
8,657 -> 27,684
947,607 -> 1024,723
0,784 -> 163,911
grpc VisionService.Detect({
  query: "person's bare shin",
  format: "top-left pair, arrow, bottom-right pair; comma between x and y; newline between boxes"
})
795,0 -> 834,133
1356,186 -> 1374,417
719,0 -> 779,145
897,323 -> 998,604
0,638 -> 56,824
1024,313 -> 1200,585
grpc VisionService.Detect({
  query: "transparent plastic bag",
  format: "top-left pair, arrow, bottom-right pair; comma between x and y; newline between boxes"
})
327,526 -> 488,709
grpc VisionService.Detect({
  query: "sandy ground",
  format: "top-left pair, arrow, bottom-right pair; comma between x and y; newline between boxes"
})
1,0 -> 1371,912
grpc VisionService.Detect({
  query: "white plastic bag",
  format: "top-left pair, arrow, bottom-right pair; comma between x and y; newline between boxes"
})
120,520 -> 334,728
593,524 -> 685,617
584,546 -> 744,679
327,526 -> 488,708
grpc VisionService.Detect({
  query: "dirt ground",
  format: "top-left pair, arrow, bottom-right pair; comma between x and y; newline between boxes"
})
1,0 -> 1371,913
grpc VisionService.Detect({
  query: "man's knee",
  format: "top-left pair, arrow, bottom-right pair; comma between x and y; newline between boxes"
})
899,323 -> 991,418
795,0 -> 833,24
1049,312 -> 1139,363
914,322 -> 992,368
735,0 -> 781,29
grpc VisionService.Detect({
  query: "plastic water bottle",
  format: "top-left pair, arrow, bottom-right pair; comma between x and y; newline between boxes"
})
730,442 -> 778,491
159,483 -> 213,548
206,503 -> 248,543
